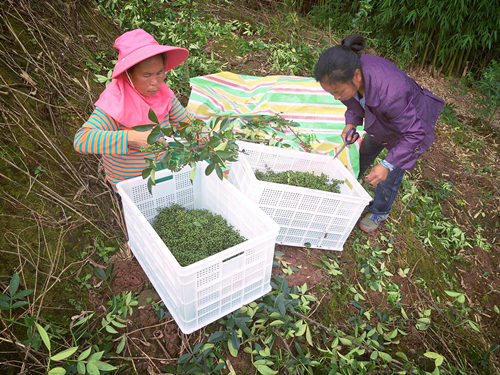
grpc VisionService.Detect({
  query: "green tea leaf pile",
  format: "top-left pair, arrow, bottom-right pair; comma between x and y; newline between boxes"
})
152,205 -> 246,267
255,168 -> 343,193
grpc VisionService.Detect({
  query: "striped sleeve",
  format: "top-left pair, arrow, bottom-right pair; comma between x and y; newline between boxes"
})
163,96 -> 210,141
164,96 -> 194,130
74,108 -> 129,155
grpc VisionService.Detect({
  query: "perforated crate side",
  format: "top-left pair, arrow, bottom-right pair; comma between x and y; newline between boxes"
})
117,163 -> 279,334
231,142 -> 372,251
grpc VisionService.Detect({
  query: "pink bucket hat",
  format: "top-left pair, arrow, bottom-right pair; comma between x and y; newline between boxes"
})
111,29 -> 189,79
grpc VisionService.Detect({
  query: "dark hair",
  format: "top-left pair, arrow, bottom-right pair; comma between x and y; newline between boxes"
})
314,34 -> 366,84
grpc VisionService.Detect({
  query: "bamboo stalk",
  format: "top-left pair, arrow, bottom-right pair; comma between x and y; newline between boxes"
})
421,29 -> 435,71
431,34 -> 441,75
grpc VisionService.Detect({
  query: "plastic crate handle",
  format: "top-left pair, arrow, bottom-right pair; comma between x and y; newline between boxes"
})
222,251 -> 244,263
155,175 -> 174,184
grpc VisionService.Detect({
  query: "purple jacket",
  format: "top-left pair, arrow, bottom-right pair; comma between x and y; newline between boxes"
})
342,54 -> 445,170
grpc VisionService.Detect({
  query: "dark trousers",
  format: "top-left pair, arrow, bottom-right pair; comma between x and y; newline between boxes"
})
358,133 -> 405,219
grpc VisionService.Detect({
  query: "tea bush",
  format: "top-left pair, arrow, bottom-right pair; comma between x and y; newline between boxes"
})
152,204 -> 246,266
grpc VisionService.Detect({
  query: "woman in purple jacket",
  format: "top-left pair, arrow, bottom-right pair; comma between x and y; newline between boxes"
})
314,34 -> 445,232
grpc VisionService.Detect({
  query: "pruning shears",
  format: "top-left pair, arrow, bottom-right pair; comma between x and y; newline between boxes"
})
333,127 -> 360,159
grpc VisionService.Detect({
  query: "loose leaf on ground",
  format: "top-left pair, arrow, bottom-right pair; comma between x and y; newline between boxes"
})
35,323 -> 50,351
94,361 -> 117,371
48,367 -> 66,375
116,336 -> 126,354
51,346 -> 78,361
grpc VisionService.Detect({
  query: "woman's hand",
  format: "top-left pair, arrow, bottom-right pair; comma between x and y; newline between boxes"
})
342,124 -> 357,146
128,129 -> 168,148
364,164 -> 389,186
128,130 -> 151,148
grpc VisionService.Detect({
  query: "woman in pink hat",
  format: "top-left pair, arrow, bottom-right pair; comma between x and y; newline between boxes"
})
74,29 -> 192,190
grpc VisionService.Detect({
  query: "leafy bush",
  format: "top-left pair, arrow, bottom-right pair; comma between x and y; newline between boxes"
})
255,168 -> 343,193
152,204 -> 246,266
465,59 -> 500,126
307,0 -> 499,75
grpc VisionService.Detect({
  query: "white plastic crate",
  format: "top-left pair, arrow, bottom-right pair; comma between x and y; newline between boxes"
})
116,162 -> 279,334
228,141 -> 372,251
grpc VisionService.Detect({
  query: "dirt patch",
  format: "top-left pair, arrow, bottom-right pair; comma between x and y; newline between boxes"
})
111,259 -> 150,294
273,245 -> 328,289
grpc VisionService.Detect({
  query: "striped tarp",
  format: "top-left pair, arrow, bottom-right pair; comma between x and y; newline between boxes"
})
187,72 -> 364,176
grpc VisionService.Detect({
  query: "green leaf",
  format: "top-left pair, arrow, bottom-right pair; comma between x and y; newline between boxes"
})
72,313 -> 94,329
227,338 -> 238,357
216,150 -> 234,160
395,351 -> 408,361
95,360 -> 117,371
370,351 -> 379,360
116,336 -> 126,355
48,367 -> 66,375
89,351 -> 104,361
78,347 -> 92,361
190,167 -> 196,182
86,361 -> 100,375
35,323 -> 50,351
379,351 -> 392,362
111,320 -> 127,328
9,273 -> 20,296
148,108 -> 159,124
275,294 -> 286,315
208,331 -> 225,343
269,319 -> 283,326
142,167 -> 152,179
467,320 -> 481,332
11,301 -> 29,309
51,346 -> 78,361
215,165 -> 224,180
77,362 -> 86,374
132,124 -> 155,132
94,267 -> 106,280
147,126 -> 162,144
254,364 -> 278,375
105,324 -> 118,334
220,117 -> 231,132
305,324 -> 313,346
149,168 -> 156,185
205,163 -> 215,176
424,352 -> 441,359
13,289 -> 33,299
147,177 -> 153,194
295,321 -> 307,336
339,337 -> 352,346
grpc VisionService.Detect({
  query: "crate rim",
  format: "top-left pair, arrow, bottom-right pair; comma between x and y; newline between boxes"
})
235,141 -> 372,203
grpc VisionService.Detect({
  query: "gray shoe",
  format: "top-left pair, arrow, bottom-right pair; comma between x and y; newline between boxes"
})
359,213 -> 384,233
